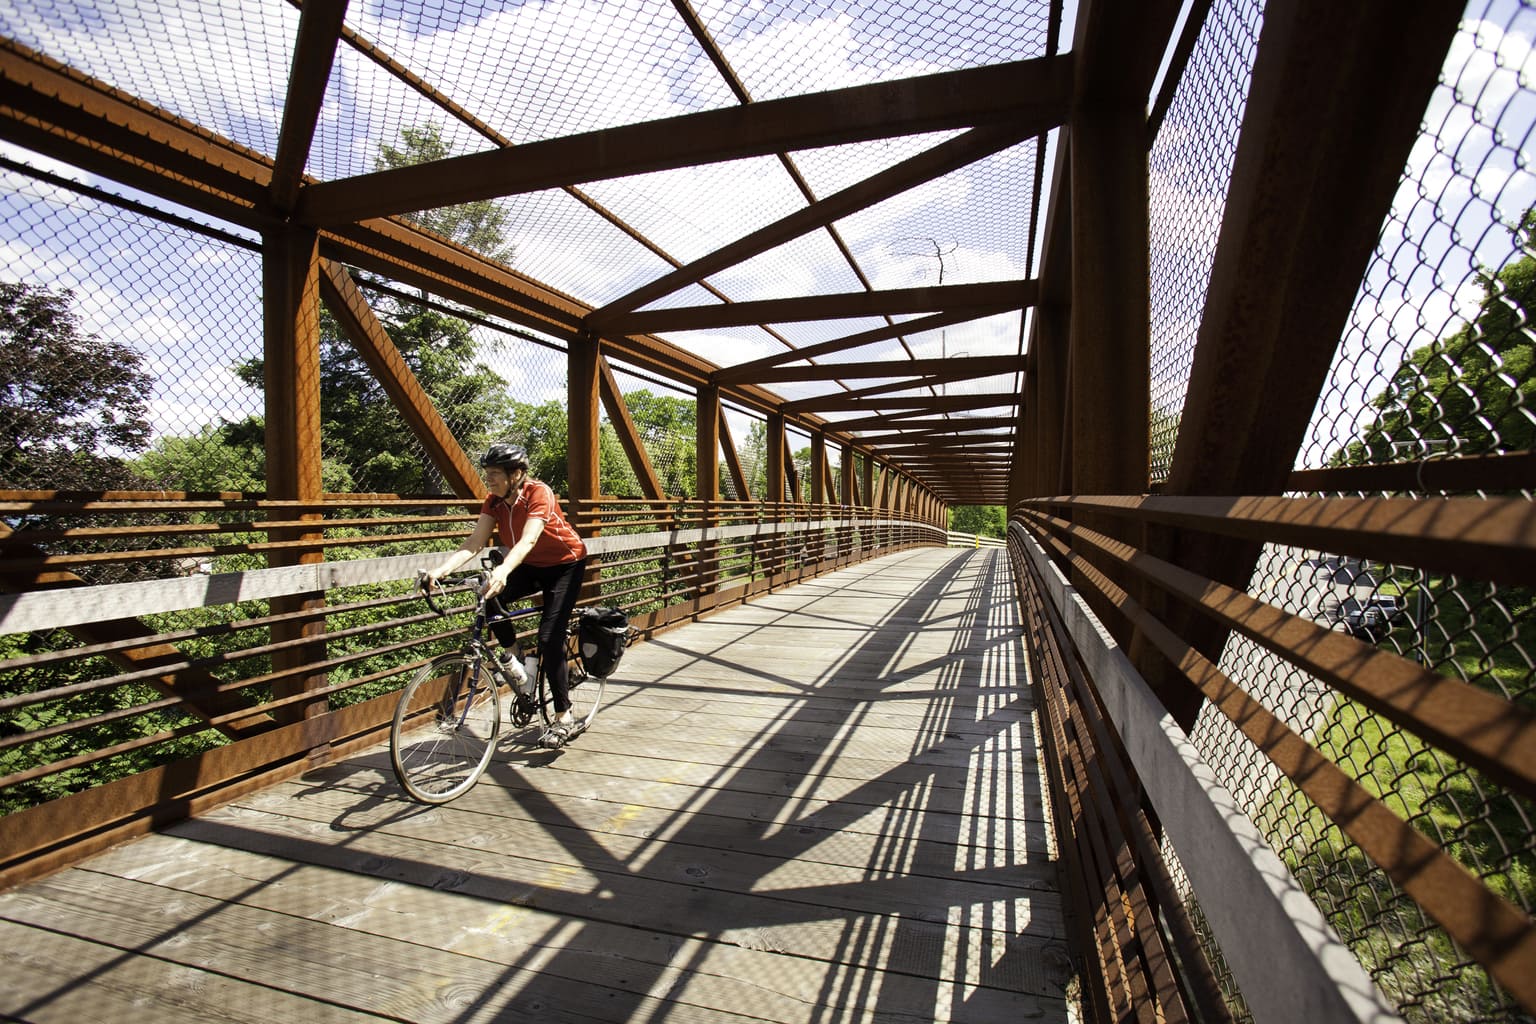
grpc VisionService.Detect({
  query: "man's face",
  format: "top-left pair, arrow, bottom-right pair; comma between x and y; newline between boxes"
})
484,466 -> 524,497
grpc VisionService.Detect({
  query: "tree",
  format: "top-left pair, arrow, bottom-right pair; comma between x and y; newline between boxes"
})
949,504 -> 1005,538
228,300 -> 508,495
0,282 -> 154,490
376,123 -> 514,264
625,390 -> 696,497
1340,212 -> 1536,466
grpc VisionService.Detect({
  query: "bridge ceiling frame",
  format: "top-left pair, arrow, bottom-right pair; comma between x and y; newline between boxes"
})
0,1 -> 1091,506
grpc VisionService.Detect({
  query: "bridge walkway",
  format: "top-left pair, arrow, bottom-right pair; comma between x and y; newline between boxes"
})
0,546 -> 1067,1024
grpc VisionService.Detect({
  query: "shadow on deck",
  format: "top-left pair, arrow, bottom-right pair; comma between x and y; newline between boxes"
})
0,547 -> 1067,1024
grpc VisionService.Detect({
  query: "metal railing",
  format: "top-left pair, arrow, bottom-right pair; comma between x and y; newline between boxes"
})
1009,486 -> 1536,1024
0,489 -> 941,884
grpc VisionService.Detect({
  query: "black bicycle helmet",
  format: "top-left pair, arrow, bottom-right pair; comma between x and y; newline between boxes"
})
479,442 -> 529,472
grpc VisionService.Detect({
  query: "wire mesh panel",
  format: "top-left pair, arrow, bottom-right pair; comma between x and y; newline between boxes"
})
1147,0 -> 1264,485
1181,5 -> 1536,1021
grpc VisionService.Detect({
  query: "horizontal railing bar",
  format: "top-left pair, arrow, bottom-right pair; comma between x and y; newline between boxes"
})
0,604 -> 448,713
4,528 -> 468,571
0,512 -> 477,544
1284,450 -> 1536,495
1028,525 -> 1536,1006
1015,508 -> 1536,799
1017,493 -> 1536,585
1011,524 -> 1399,1024
0,519 -> 939,635
0,719 -> 218,791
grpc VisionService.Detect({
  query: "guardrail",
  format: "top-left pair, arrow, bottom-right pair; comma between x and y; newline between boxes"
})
1008,492 -> 1536,1022
0,491 -> 944,884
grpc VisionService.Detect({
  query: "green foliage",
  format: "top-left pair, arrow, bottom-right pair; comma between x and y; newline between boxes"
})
0,281 -> 154,489
134,423 -> 265,492
1338,212 -> 1536,466
625,389 -> 696,497
226,297 -> 508,495
949,505 -> 1005,537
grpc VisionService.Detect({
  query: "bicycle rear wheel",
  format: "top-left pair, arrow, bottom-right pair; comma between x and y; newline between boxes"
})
391,652 -> 501,803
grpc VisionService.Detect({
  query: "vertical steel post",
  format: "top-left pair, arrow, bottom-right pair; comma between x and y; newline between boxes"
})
262,225 -> 327,737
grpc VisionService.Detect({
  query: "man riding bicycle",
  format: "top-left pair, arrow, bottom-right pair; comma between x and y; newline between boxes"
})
423,443 -> 588,747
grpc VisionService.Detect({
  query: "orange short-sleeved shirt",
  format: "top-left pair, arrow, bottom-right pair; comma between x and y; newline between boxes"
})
482,479 -> 586,566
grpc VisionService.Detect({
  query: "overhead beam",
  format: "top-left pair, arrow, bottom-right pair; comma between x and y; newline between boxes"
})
269,0 -> 347,214
0,44 -> 865,456
713,305 -> 1016,385
849,416 -> 1016,437
604,280 -> 1034,336
749,353 -> 1022,385
0,38 -> 272,222
295,56 -> 1073,225
589,123 -> 1043,322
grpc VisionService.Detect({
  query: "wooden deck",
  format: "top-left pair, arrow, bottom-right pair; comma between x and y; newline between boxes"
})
0,547 -> 1068,1024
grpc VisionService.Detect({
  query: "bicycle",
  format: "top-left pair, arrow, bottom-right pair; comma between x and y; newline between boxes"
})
388,561 -> 608,804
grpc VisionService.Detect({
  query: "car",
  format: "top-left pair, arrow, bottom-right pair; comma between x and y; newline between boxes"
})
1337,595 -> 1406,639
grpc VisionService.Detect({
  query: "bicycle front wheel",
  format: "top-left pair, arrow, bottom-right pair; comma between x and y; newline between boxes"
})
391,653 -> 501,803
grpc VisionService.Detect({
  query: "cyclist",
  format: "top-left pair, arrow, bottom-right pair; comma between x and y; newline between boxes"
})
423,443 -> 588,747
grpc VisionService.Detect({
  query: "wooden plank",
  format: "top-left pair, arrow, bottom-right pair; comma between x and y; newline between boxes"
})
0,549 -> 1069,1023
72,834 -> 1064,1022
0,917 -> 380,1024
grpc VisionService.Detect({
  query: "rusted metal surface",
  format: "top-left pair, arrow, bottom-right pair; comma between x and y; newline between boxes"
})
719,408 -> 751,503
1023,493 -> 1536,587
262,227 -> 327,735
567,334 -> 602,506
1016,507 -> 1536,800
267,0 -> 346,215
712,306 -> 1013,385
1024,518 -> 1536,1012
1145,0 -> 1464,731
1285,451 -> 1536,496
1016,542 -> 1201,1022
589,125 -> 1042,323
598,356 -> 667,502
296,56 -> 1073,225
601,280 -> 1034,336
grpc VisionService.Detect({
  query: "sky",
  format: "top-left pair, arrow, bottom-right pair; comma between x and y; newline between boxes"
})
1,0 -> 1532,473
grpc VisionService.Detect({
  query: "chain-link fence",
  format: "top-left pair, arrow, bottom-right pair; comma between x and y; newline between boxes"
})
1147,0 -> 1264,486
1153,3 -> 1536,1021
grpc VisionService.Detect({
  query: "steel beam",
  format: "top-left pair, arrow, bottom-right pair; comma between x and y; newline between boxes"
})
589,124 -> 1043,322
269,0 -> 347,215
602,280 -> 1034,336
295,56 -> 1073,225
318,261 -> 484,499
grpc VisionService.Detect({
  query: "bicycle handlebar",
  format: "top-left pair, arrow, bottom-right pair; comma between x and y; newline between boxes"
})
417,570 -> 488,618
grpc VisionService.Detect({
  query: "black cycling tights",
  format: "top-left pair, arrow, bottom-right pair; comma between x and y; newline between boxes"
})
490,558 -> 587,713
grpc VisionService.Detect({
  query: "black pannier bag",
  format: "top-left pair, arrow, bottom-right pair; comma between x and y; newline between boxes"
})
578,607 -> 631,678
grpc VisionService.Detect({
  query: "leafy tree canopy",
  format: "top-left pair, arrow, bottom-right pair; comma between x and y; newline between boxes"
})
0,281 -> 153,489
376,123 -> 515,265
1340,211 -> 1536,466
949,504 -> 1005,538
